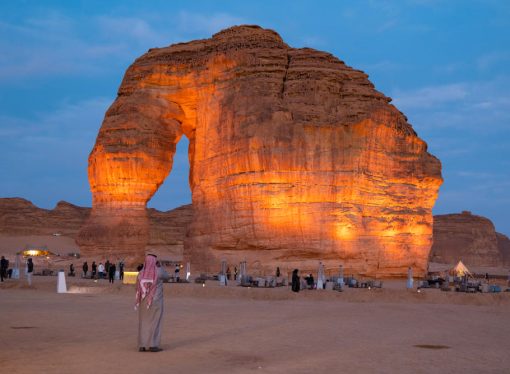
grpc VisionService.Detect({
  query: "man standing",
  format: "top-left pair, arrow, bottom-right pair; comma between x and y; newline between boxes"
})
136,254 -> 170,352
108,262 -> 116,284
98,262 -> 105,279
291,269 -> 300,292
82,261 -> 89,278
174,264 -> 180,282
119,261 -> 124,281
0,256 -> 8,282
26,258 -> 34,286
91,261 -> 97,278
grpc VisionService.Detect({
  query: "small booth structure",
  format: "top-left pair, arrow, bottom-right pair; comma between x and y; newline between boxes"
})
123,271 -> 139,285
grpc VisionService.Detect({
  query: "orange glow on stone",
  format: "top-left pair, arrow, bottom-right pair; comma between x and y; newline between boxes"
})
77,26 -> 442,277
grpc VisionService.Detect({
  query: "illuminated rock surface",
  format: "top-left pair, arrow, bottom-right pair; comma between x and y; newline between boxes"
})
430,211 -> 503,267
78,25 -> 442,276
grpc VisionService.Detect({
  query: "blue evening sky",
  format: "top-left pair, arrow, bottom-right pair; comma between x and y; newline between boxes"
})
1,1 -> 509,235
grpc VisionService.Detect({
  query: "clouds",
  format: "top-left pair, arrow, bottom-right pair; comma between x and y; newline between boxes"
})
176,11 -> 244,36
393,77 -> 510,132
393,83 -> 468,109
0,97 -> 110,206
392,77 -> 510,234
0,9 -> 244,83
0,13 -> 122,81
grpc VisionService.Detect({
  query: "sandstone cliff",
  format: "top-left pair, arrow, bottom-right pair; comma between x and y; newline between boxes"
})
0,198 -> 89,237
0,198 -> 192,260
4,198 -> 509,273
496,232 -> 510,267
78,25 -> 443,276
430,211 -> 503,267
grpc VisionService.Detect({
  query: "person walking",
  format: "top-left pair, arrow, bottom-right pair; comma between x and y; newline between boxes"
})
26,258 -> 34,286
135,254 -> 170,352
82,261 -> 89,278
0,256 -> 7,282
119,261 -> 124,281
108,263 -> 116,284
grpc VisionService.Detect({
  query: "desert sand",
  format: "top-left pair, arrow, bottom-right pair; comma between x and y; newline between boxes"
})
1,276 -> 510,374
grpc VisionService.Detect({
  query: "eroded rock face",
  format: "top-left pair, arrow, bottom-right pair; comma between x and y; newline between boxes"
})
430,211 -> 503,267
78,25 -> 442,276
496,233 -> 510,267
0,198 -> 193,261
0,198 -> 90,237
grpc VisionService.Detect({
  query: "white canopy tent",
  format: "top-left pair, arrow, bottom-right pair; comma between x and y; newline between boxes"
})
450,261 -> 473,277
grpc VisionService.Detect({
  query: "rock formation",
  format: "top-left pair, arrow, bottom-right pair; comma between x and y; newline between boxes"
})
6,199 -> 510,274
0,198 -> 192,260
496,233 -> 510,267
430,211 -> 503,267
78,25 -> 442,276
0,198 -> 89,237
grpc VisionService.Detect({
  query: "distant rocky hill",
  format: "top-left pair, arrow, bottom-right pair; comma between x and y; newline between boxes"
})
0,198 -> 508,269
430,211 -> 509,268
0,198 -> 192,260
0,198 -> 89,237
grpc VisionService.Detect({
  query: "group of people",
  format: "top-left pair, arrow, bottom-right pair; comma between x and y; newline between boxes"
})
224,266 -> 238,281
81,260 -> 124,283
1,256 -> 33,285
291,269 -> 316,292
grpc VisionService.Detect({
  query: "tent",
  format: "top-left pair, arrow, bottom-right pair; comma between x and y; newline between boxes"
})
450,261 -> 473,277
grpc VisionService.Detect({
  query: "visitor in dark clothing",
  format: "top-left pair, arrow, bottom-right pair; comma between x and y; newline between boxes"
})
82,261 -> 89,278
108,263 -> 116,283
91,261 -> 97,278
0,256 -> 8,282
291,269 -> 300,293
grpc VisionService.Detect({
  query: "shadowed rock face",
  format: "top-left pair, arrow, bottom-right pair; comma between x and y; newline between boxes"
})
496,233 -> 510,267
0,198 -> 89,237
77,25 -> 442,276
430,211 -> 503,267
0,198 -> 192,261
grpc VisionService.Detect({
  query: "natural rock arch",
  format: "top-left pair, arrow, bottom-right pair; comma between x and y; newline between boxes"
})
77,26 -> 442,276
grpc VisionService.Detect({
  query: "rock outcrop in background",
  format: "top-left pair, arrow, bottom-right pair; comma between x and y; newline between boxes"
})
77,25 -> 442,276
497,233 -> 510,267
0,198 -> 192,261
2,199 -> 509,273
0,198 -> 88,238
430,211 -> 506,268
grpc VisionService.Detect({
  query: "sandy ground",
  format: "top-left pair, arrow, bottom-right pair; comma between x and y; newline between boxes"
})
1,277 -> 510,374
